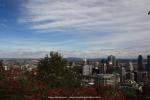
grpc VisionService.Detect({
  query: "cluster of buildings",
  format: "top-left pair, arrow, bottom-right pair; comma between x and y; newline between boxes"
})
0,59 -> 39,80
0,55 -> 150,94
0,59 -> 38,71
69,55 -> 150,92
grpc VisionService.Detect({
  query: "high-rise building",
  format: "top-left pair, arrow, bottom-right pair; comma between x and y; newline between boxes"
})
126,72 -> 134,81
125,62 -> 134,81
120,67 -> 126,82
137,72 -> 148,82
94,74 -> 120,86
147,55 -> 150,73
136,55 -> 148,82
107,55 -> 116,66
82,59 -> 93,76
100,59 -> 107,74
127,62 -> 134,72
83,58 -> 87,65
137,55 -> 144,71
82,65 -> 93,76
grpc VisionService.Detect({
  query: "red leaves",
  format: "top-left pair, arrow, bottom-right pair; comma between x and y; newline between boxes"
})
116,90 -> 126,100
47,86 -> 98,97
28,93 -> 41,100
47,88 -> 68,96
34,81 -> 47,90
5,67 -> 22,80
74,86 -> 98,96
0,67 -> 127,100
8,80 -> 22,92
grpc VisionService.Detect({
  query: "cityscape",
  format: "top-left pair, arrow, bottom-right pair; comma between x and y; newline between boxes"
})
0,54 -> 150,99
1,0 -> 150,100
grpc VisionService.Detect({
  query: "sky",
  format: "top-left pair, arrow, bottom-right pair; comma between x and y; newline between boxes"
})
0,0 -> 150,58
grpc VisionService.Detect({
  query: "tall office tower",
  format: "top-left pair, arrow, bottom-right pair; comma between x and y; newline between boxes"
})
83,58 -> 87,65
120,67 -> 126,82
107,55 -> 116,66
147,55 -> 150,73
129,62 -> 134,71
126,62 -> 134,72
137,55 -> 148,82
137,55 -> 144,71
83,65 -> 93,76
116,60 -> 120,67
100,59 -> 107,74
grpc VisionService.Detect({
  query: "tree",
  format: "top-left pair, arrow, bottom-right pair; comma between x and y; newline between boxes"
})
0,60 -> 4,72
0,60 -> 5,81
37,51 -> 81,88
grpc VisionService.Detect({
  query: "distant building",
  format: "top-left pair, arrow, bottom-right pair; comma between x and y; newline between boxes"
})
81,75 -> 94,86
71,62 -> 76,68
94,74 -> 120,86
126,72 -> 134,81
138,55 -> 144,71
120,67 -> 126,82
147,55 -> 150,73
4,66 -> 9,71
137,55 -> 148,83
125,62 -> 135,81
73,65 -> 82,74
136,71 -> 148,83
129,62 -> 134,71
99,65 -> 107,74
83,65 -> 93,76
107,55 -> 116,66
99,59 -> 107,74
83,58 -> 87,65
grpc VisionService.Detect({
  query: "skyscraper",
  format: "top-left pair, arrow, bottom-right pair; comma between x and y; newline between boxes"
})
147,55 -> 150,73
107,55 -> 116,66
137,55 -> 144,71
137,55 -> 148,82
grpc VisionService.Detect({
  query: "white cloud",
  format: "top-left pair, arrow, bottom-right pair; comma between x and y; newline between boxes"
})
1,47 -> 150,58
17,0 -> 150,58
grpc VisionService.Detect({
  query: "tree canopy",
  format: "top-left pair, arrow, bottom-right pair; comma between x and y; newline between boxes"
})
37,51 -> 81,88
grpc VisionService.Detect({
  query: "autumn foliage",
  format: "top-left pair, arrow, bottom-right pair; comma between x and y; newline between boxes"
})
0,67 -> 128,100
0,52 -> 127,100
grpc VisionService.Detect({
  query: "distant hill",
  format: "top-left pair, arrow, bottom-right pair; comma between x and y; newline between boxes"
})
0,57 -> 147,63
65,57 -> 147,63
65,57 -> 83,62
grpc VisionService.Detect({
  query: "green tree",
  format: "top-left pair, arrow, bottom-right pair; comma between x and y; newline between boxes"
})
0,60 -> 4,80
0,60 -> 4,73
37,51 -> 81,88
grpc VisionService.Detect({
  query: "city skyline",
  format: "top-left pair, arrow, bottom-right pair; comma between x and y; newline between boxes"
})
0,0 -> 150,58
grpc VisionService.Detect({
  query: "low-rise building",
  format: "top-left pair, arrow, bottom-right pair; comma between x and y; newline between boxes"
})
94,74 -> 120,86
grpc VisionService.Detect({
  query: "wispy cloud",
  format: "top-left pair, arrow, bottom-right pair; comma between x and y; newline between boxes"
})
16,0 -> 150,58
20,0 -> 150,32
1,47 -> 150,58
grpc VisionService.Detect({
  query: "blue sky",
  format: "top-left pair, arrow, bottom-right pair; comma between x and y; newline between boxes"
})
0,0 -> 150,58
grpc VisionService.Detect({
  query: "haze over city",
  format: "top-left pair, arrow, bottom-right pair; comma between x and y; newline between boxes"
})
0,0 -> 150,58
